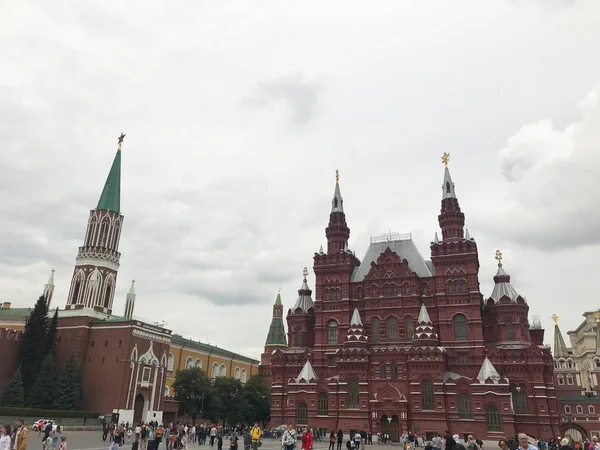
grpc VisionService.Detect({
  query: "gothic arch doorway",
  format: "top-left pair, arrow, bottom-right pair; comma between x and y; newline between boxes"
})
380,414 -> 399,442
133,393 -> 145,424
562,423 -> 587,442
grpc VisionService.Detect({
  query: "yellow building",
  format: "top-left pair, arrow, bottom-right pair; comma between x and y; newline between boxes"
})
165,334 -> 259,396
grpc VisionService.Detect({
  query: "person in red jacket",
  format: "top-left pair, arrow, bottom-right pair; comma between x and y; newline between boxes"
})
302,429 -> 313,450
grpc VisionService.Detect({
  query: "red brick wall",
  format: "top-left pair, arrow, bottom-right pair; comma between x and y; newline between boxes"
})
0,328 -> 21,392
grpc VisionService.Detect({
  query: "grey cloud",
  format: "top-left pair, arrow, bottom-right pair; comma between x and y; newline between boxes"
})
244,72 -> 323,126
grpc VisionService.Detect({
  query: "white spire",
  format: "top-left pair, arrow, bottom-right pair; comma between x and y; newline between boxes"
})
319,244 -> 324,254
442,167 -> 456,199
124,280 -> 136,319
465,228 -> 471,240
434,232 -> 440,244
477,357 -> 502,383
331,170 -> 344,213
417,303 -> 432,324
295,359 -> 318,383
43,269 -> 55,309
351,308 -> 363,326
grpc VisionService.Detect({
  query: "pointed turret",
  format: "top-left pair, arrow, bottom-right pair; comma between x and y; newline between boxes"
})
124,280 -> 136,319
477,356 -> 503,383
265,290 -> 287,348
295,359 -> 318,383
291,268 -> 315,313
552,314 -> 569,358
345,308 -> 368,346
97,143 -> 122,213
326,170 -> 351,253
465,228 -> 471,240
413,303 -> 439,346
437,153 -> 465,241
43,269 -> 55,309
489,250 -> 523,303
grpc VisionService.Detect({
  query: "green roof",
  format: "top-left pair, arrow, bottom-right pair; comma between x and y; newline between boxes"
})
274,292 -> 282,306
171,334 -> 259,364
265,317 -> 287,347
97,149 -> 121,213
0,307 -> 31,318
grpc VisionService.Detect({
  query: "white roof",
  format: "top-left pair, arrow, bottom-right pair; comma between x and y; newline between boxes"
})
477,357 -> 502,383
418,303 -> 431,323
295,360 -> 318,383
489,264 -> 523,303
351,308 -> 363,326
292,278 -> 315,313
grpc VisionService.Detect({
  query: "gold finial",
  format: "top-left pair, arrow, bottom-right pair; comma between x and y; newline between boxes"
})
335,170 -> 339,184
552,314 -> 559,325
441,152 -> 450,168
594,311 -> 600,323
494,249 -> 503,265
303,267 -> 308,278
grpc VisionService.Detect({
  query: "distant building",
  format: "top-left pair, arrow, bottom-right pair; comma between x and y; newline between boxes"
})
553,313 -> 600,440
261,158 -> 560,440
0,136 -> 258,424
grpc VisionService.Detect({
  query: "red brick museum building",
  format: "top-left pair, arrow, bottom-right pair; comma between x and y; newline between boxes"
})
261,158 -> 561,440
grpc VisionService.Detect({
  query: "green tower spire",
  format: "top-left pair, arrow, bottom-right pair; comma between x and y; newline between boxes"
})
265,289 -> 287,347
97,134 -> 124,213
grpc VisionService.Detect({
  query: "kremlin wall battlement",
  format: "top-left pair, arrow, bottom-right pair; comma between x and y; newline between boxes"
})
0,328 -> 21,393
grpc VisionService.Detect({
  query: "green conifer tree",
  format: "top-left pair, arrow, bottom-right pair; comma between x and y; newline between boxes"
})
45,308 -> 58,359
19,296 -> 49,398
29,353 -> 57,409
54,354 -> 82,410
0,366 -> 24,407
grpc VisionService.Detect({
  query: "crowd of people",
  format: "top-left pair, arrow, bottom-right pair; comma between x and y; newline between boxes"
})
0,419 -> 67,450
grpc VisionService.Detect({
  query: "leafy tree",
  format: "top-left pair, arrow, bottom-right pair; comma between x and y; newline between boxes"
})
172,368 -> 215,423
213,377 -> 245,426
54,354 -> 82,410
19,296 -> 49,398
29,354 -> 57,409
0,366 -> 24,407
45,308 -> 59,360
242,375 -> 271,425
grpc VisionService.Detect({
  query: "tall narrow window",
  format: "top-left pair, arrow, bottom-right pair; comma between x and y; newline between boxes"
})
357,287 -> 364,300
421,282 -> 429,295
387,318 -> 398,343
486,405 -> 501,431
186,357 -> 194,369
379,362 -> 386,379
421,380 -> 434,410
447,281 -> 455,295
72,280 -> 81,304
512,387 -> 527,414
212,362 -> 219,378
506,322 -> 515,341
296,329 -> 303,347
372,285 -> 378,297
403,283 -> 410,295
104,284 -> 112,308
99,220 -> 108,246
327,321 -> 338,345
372,319 -> 381,344
348,380 -> 359,409
458,393 -> 472,419
391,362 -> 398,380
297,402 -> 308,425
167,353 -> 174,371
454,315 -> 468,341
405,316 -> 414,343
318,393 -> 328,416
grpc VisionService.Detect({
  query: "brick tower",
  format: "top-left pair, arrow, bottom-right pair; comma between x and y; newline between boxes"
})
65,134 -> 125,314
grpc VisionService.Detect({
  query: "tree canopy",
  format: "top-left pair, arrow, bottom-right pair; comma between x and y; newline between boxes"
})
29,354 -> 57,409
19,296 -> 49,397
54,354 -> 83,410
0,366 -> 24,407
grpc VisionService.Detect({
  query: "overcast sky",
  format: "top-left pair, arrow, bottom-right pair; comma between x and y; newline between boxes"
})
2,0 -> 599,359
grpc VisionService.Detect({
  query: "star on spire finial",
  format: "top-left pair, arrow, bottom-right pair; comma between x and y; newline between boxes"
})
335,169 -> 339,185
594,311 -> 600,323
117,132 -> 126,150
441,152 -> 450,168
494,249 -> 503,266
303,267 -> 308,279
552,314 -> 559,325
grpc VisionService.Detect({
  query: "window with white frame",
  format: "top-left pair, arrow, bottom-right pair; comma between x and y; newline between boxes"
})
589,406 -> 596,414
234,367 -> 241,380
557,375 -> 565,385
164,386 -> 170,397
241,368 -> 247,383
220,364 -> 226,377
576,405 -> 583,414
167,353 -> 174,371
185,357 -> 194,369
567,374 -> 574,385
564,405 -> 571,414
195,359 -> 202,368
141,367 -> 151,386
212,362 -> 219,379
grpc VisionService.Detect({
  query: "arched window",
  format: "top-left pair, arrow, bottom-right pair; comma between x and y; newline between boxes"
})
512,387 -> 527,414
212,362 -> 219,379
458,280 -> 467,293
379,362 -> 386,379
421,380 -> 434,410
403,283 -> 410,295
104,282 -> 112,308
348,379 -> 359,409
297,402 -> 308,425
387,318 -> 398,343
557,375 -> 564,385
506,322 -> 515,341
185,357 -> 194,369
405,316 -> 414,343
167,353 -> 174,371
564,405 -> 571,414
486,405 -> 501,431
220,364 -> 226,377
384,284 -> 396,297
296,329 -> 303,347
566,374 -> 574,385
421,282 -> 429,295
195,359 -> 202,368
327,321 -> 338,345
372,285 -> 378,297
372,318 -> 381,344
241,369 -> 247,383
234,368 -> 241,380
447,280 -> 455,295
72,280 -> 81,304
318,393 -> 328,416
458,393 -> 472,419
357,287 -> 364,300
576,405 -> 583,414
590,406 -> 596,414
391,362 -> 398,380
454,315 -> 468,341
99,219 -> 108,246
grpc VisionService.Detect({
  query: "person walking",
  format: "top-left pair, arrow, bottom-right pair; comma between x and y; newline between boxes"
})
329,431 -> 336,450
14,420 -> 28,450
336,430 -> 344,450
250,425 -> 261,450
302,430 -> 313,450
282,425 -> 297,450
